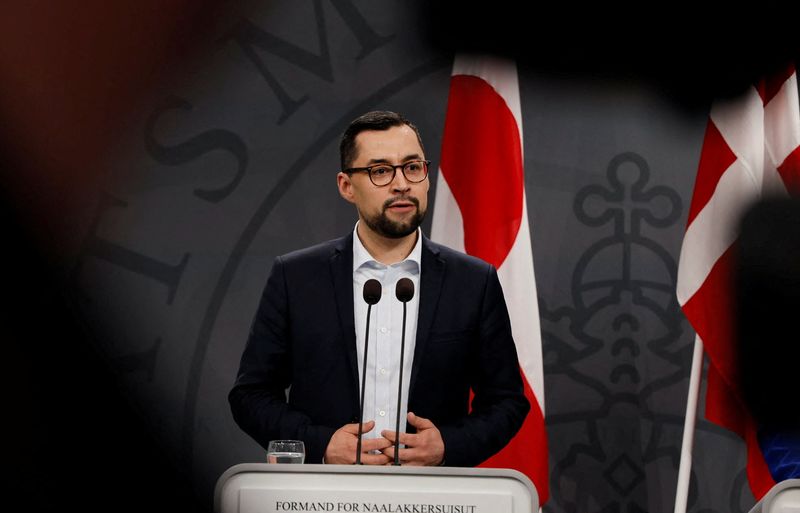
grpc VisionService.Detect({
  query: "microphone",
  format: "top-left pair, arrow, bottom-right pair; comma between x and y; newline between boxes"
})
395,278 -> 414,303
356,279 -> 381,464
393,277 -> 414,465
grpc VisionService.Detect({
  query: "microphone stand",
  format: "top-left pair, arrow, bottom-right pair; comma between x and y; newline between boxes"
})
356,279 -> 381,464
392,278 -> 414,466
393,299 -> 407,466
355,302 -> 372,465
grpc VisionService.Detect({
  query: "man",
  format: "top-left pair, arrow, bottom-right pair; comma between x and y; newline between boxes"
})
229,111 -> 529,466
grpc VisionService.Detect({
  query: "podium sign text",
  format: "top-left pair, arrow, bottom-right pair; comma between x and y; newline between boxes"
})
215,464 -> 537,513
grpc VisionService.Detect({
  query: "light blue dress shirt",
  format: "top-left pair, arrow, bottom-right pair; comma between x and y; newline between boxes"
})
352,223 -> 421,443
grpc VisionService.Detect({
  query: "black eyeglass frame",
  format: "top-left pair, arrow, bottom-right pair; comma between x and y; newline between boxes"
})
342,160 -> 431,187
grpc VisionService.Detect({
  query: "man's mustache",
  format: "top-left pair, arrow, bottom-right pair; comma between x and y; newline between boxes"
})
382,196 -> 420,211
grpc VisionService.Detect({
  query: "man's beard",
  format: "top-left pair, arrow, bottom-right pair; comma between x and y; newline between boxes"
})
361,196 -> 426,239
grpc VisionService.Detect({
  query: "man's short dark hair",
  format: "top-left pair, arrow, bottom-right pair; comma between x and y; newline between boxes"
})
339,110 -> 425,170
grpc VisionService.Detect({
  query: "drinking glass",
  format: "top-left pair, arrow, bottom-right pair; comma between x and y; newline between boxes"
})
267,440 -> 305,463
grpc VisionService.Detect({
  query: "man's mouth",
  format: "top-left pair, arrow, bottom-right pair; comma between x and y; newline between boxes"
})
384,197 -> 418,212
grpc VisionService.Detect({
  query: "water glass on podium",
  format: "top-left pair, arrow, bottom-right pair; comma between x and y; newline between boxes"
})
267,440 -> 305,463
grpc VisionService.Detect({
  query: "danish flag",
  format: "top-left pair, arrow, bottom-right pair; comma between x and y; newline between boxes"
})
676,62 -> 800,501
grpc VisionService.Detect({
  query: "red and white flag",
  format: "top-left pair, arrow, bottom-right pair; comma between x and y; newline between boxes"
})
432,54 -> 548,505
676,63 -> 800,503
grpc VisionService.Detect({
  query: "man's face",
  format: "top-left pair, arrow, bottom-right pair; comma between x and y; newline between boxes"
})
338,124 -> 429,239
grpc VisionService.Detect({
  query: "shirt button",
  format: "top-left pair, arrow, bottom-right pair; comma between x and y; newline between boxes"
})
380,368 -> 387,375
380,327 -> 388,334
379,410 -> 386,417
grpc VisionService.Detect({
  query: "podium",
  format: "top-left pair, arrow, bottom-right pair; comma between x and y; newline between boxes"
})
215,464 -> 538,513
747,479 -> 800,513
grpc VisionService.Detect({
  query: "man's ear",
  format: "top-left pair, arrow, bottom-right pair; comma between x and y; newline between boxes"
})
337,172 -> 355,204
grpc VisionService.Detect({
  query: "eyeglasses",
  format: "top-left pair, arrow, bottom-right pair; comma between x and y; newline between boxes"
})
343,160 -> 430,187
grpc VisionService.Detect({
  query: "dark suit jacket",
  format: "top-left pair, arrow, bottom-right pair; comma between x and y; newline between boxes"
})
229,232 -> 529,465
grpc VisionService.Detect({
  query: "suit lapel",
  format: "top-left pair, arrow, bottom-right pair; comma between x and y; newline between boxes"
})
409,236 -> 445,398
330,233 -> 360,399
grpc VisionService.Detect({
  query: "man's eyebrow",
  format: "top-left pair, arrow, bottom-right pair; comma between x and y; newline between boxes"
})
365,154 -> 423,165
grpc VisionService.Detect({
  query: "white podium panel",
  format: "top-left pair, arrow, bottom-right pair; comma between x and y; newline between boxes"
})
215,464 -> 538,513
748,479 -> 800,513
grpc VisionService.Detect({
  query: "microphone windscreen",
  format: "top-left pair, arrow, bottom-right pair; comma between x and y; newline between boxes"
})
363,279 -> 382,305
395,278 -> 414,303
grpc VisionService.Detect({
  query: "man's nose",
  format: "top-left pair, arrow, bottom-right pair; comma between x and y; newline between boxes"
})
390,167 -> 411,191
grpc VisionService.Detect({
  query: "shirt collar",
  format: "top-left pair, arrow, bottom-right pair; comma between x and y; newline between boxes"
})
352,221 -> 422,272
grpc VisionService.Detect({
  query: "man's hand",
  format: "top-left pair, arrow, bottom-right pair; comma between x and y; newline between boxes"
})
380,412 -> 445,466
324,420 -> 393,465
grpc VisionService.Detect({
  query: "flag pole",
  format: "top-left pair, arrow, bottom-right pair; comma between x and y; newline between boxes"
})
674,335 -> 704,513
